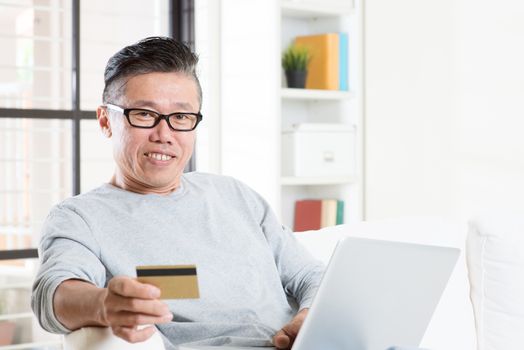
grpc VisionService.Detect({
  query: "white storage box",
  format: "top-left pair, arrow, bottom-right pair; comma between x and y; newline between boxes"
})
282,123 -> 356,177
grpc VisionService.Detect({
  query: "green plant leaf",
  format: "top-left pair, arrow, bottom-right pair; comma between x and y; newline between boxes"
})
282,43 -> 311,71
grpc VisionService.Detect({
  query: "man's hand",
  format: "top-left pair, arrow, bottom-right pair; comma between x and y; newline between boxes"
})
54,277 -> 172,343
102,276 -> 173,343
273,308 -> 309,350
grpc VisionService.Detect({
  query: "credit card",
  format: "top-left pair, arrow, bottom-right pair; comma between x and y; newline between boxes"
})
136,264 -> 199,299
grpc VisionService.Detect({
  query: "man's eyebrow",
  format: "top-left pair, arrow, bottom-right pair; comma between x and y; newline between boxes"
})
130,100 -> 196,111
173,102 -> 195,110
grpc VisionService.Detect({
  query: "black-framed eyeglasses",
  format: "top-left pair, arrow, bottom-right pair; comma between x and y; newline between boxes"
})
105,103 -> 203,132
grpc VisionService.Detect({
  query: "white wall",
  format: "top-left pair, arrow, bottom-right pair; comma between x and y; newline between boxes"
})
454,0 -> 524,217
195,0 -> 280,211
364,0 -> 524,220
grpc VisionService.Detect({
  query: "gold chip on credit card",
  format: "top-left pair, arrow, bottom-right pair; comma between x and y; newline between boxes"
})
136,265 -> 200,299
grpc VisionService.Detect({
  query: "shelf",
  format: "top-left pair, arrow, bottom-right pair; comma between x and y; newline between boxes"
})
281,175 -> 356,186
0,340 -> 62,350
0,312 -> 33,322
0,265 -> 34,277
281,88 -> 354,101
0,283 -> 32,290
281,1 -> 353,18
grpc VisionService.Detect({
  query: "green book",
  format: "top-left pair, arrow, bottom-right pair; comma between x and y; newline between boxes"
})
336,200 -> 345,225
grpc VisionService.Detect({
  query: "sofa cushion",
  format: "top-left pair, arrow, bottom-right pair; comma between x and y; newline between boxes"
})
467,213 -> 524,350
63,327 -> 165,350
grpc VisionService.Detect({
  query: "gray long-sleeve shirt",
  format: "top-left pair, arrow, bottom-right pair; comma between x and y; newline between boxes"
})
31,172 -> 324,349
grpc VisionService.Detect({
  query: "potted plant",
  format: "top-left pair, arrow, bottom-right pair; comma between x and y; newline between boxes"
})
282,44 -> 311,89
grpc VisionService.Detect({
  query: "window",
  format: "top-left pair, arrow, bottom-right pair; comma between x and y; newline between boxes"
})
0,0 -> 193,346
0,0 -> 172,256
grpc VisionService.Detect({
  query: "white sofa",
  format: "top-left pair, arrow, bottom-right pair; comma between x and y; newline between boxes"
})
63,326 -> 165,350
295,217 -> 476,350
466,212 -> 524,350
64,216 -> 524,350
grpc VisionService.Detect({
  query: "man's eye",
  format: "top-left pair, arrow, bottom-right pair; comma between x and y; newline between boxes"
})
174,114 -> 189,120
130,110 -> 156,119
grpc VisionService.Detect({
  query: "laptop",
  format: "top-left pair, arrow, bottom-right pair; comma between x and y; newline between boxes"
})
180,237 -> 460,350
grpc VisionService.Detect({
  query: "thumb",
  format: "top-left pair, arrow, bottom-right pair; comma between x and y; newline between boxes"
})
273,328 -> 292,349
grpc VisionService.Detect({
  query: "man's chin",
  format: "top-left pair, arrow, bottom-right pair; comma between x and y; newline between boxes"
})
143,179 -> 180,193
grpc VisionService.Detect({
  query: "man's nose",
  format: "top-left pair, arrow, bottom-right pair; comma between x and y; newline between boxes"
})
152,117 -> 174,143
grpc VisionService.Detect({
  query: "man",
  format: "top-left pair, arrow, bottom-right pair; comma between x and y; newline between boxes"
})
31,37 -> 324,350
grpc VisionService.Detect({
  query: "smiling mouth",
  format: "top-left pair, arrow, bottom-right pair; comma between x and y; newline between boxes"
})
145,152 -> 174,161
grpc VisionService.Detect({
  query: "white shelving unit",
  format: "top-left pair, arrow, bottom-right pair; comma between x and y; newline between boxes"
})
281,87 -> 354,100
0,264 -> 63,349
0,312 -> 33,322
279,0 -> 363,229
281,0 -> 353,17
281,175 -> 356,186
0,340 -> 62,350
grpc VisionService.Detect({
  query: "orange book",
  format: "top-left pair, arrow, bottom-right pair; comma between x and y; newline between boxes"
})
294,33 -> 339,90
294,200 -> 322,232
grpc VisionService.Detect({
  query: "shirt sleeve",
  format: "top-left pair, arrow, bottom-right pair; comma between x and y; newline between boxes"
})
262,210 -> 325,310
238,182 -> 325,310
31,203 -> 107,334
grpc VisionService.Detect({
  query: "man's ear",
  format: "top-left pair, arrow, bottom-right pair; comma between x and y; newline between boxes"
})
97,106 -> 112,138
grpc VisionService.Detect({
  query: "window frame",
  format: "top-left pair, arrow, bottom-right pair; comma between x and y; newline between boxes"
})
0,0 -> 195,257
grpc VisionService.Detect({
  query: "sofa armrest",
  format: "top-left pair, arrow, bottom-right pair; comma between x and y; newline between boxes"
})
63,327 -> 165,350
467,213 -> 524,350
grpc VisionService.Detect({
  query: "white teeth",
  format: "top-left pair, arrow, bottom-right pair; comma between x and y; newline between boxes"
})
147,152 -> 172,161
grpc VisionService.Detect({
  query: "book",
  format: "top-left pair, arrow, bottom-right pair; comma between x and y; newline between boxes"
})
294,200 -> 322,232
338,32 -> 349,91
294,33 -> 339,90
294,199 -> 344,232
321,199 -> 338,227
336,200 -> 345,225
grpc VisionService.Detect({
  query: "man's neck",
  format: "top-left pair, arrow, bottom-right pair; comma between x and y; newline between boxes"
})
109,174 -> 180,196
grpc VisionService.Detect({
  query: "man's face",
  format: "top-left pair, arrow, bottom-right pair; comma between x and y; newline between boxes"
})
98,71 -> 200,194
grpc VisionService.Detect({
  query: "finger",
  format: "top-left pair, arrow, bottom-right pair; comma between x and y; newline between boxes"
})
108,276 -> 160,299
112,325 -> 157,343
107,310 -> 173,327
109,295 -> 170,316
283,321 -> 301,338
283,309 -> 308,340
273,329 -> 291,349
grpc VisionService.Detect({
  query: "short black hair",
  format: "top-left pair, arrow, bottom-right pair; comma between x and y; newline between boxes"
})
102,36 -> 202,107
